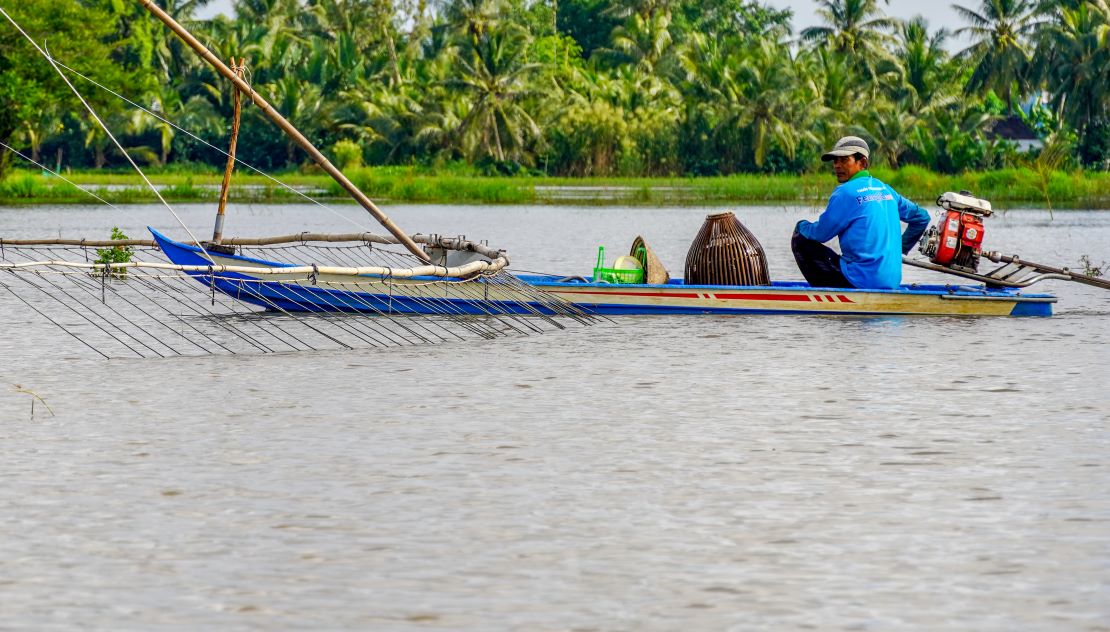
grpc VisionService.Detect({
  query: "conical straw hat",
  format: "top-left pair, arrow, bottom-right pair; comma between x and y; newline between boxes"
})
630,235 -> 669,285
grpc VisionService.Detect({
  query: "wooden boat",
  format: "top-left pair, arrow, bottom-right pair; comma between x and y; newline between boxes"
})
152,229 -> 1056,317
518,275 -> 1056,317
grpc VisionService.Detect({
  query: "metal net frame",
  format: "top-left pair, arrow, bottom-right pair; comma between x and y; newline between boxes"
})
0,238 -> 600,359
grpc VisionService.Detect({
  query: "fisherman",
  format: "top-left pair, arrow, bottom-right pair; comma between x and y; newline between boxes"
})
792,136 -> 930,289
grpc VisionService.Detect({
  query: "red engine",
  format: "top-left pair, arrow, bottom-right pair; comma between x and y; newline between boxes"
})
919,191 -> 992,272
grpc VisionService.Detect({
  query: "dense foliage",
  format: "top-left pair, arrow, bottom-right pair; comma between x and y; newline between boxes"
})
2,0 -> 1109,179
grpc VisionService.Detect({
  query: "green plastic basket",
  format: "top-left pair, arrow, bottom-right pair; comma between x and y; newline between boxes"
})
593,246 -> 644,284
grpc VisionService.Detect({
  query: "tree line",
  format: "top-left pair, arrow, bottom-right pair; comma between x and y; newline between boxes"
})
1,0 -> 1108,180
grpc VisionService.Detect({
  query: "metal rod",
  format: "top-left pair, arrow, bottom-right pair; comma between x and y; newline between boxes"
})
135,0 -> 430,263
983,251 -> 1110,291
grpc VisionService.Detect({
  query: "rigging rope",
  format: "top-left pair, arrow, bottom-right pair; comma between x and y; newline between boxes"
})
38,50 -> 376,234
0,6 -> 215,265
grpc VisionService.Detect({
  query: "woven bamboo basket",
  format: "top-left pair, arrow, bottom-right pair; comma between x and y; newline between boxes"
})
630,235 -> 670,285
683,212 -> 770,286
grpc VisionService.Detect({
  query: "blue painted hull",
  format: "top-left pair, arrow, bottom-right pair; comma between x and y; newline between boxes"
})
151,230 -> 1055,317
150,229 -> 542,316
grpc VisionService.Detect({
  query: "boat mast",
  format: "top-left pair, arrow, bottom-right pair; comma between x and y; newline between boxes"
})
136,0 -> 430,263
212,58 -> 244,246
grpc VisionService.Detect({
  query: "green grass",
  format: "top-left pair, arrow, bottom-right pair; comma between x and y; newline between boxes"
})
2,166 -> 1110,208
0,173 -> 85,201
879,166 -> 1110,208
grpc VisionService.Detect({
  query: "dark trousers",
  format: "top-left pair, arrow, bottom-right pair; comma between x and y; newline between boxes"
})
791,232 -> 853,288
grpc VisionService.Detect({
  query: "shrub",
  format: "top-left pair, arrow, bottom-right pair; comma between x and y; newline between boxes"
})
4,174 -> 44,198
331,140 -> 364,171
94,227 -> 134,278
885,165 -> 934,193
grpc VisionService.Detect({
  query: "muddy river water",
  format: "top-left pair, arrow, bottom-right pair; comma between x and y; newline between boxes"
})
1,202 -> 1108,630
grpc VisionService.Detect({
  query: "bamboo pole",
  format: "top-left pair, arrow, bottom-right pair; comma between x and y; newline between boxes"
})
0,233 -> 505,261
0,238 -> 157,247
0,258 -> 509,279
136,0 -> 430,263
213,58 -> 245,244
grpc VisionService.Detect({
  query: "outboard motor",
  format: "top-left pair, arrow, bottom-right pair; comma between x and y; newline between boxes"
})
919,191 -> 992,272
906,191 -> 1110,292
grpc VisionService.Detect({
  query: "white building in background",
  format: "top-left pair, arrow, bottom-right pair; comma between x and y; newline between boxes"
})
987,116 -> 1044,153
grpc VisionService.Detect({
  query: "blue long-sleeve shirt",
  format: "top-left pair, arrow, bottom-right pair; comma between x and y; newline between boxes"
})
796,171 -> 930,289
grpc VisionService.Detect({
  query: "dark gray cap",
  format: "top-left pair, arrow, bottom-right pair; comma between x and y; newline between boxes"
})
821,136 -> 870,161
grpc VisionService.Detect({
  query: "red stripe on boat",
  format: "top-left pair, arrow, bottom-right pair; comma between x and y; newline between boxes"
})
814,295 -> 823,302
712,293 -> 813,302
556,289 -> 831,302
837,294 -> 854,303
556,289 -> 703,298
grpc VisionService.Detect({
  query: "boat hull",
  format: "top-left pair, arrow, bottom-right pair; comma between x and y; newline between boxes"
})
519,276 -> 1055,317
150,229 -> 541,316
151,230 -> 1055,317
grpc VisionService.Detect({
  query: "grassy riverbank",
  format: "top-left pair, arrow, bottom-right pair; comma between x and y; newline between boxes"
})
2,165 -> 1110,208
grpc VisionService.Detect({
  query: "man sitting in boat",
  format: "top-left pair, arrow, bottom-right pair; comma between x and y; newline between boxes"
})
792,136 -> 930,289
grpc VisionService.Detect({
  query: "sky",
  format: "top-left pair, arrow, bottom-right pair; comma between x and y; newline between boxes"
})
771,0 -> 967,36
196,0 -> 972,48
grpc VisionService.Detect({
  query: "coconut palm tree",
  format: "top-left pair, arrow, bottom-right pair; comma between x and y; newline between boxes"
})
306,0 -> 404,87
603,0 -> 678,21
1037,0 -> 1110,135
800,0 -> 896,56
337,84 -> 414,162
446,0 -> 503,51
802,48 -> 855,127
682,34 -> 814,170
230,0 -> 314,83
261,75 -> 329,165
909,105 -> 998,173
447,24 -> 543,163
546,83 -> 630,175
149,0 -> 214,78
599,9 -> 674,73
849,17 -> 963,169
854,104 -> 921,169
894,16 -> 952,112
951,0 -> 1045,108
